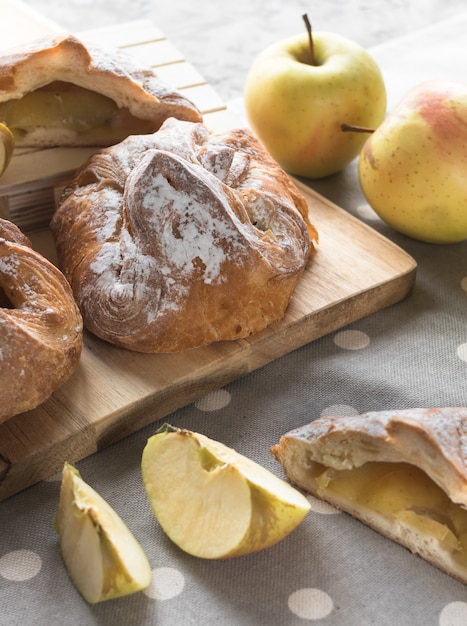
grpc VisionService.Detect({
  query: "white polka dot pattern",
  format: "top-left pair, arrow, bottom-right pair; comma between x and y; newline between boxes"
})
333,329 -> 370,350
321,404 -> 359,417
457,343 -> 467,363
144,567 -> 185,600
195,389 -> 232,411
288,588 -> 334,620
4,15 -> 467,616
0,550 -> 42,581
439,602 -> 467,626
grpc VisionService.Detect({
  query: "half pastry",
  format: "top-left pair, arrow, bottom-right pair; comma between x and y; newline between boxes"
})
271,408 -> 467,585
0,33 -> 202,147
0,218 -> 83,422
51,117 -> 317,353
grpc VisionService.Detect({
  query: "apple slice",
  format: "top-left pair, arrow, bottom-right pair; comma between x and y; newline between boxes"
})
394,509 -> 460,550
0,122 -> 14,178
55,462 -> 152,603
141,424 -> 311,559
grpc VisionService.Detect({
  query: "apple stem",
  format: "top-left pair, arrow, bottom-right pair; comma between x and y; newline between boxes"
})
302,14 -> 315,66
341,123 -> 375,134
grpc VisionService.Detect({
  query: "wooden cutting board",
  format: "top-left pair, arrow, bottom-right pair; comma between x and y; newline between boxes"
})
0,7 -> 417,500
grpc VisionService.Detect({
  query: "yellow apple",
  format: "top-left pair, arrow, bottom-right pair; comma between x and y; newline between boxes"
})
141,424 -> 311,559
55,463 -> 151,603
358,79 -> 467,244
244,17 -> 387,179
0,122 -> 14,178
357,464 -> 449,515
394,509 -> 460,551
0,86 -> 117,134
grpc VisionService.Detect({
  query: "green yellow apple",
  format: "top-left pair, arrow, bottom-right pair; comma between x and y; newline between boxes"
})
244,19 -> 387,179
358,79 -> 467,244
0,122 -> 14,178
141,424 -> 311,559
54,462 -> 152,603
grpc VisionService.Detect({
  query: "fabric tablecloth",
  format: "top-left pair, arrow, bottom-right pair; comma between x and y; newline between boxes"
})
2,10 -> 467,626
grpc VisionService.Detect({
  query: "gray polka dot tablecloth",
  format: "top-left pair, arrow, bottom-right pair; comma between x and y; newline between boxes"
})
3,11 -> 467,626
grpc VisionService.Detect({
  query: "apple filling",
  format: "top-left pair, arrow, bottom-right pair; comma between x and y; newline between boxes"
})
310,461 -> 467,568
0,81 -> 156,141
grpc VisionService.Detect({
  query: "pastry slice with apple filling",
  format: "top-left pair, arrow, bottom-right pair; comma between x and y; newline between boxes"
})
0,33 -> 202,148
271,407 -> 467,584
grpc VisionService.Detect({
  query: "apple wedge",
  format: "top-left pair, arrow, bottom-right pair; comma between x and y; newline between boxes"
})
55,463 -> 151,603
141,424 -> 311,559
0,122 -> 14,178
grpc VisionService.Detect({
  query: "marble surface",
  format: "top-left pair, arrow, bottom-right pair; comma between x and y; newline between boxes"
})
20,0 -> 467,101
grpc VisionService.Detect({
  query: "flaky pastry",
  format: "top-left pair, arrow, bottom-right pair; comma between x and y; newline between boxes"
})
50,117 -> 317,352
0,218 -> 83,422
0,33 -> 202,147
271,408 -> 467,585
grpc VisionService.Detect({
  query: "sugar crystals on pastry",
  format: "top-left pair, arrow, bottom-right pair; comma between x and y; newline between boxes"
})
51,117 -> 318,353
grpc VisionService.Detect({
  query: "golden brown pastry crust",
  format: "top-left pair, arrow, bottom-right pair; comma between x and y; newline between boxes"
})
0,218 -> 83,422
0,33 -> 202,147
51,117 -> 317,353
271,408 -> 467,585
272,408 -> 467,504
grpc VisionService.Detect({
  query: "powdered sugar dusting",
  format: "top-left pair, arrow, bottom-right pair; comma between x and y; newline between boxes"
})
52,117 -> 312,351
0,252 -> 46,310
137,165 -> 246,287
93,188 -> 121,243
88,237 -> 161,321
70,132 -> 256,328
0,255 -> 20,273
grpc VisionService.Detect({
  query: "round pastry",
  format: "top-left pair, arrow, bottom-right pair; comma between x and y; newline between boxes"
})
0,218 -> 83,422
51,117 -> 318,353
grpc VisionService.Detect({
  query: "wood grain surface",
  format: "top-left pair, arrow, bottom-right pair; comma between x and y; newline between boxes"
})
0,4 -> 417,500
0,181 -> 417,501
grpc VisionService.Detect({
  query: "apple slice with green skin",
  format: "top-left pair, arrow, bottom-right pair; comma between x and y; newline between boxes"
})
0,122 -> 15,178
55,462 -> 152,604
141,424 -> 311,559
